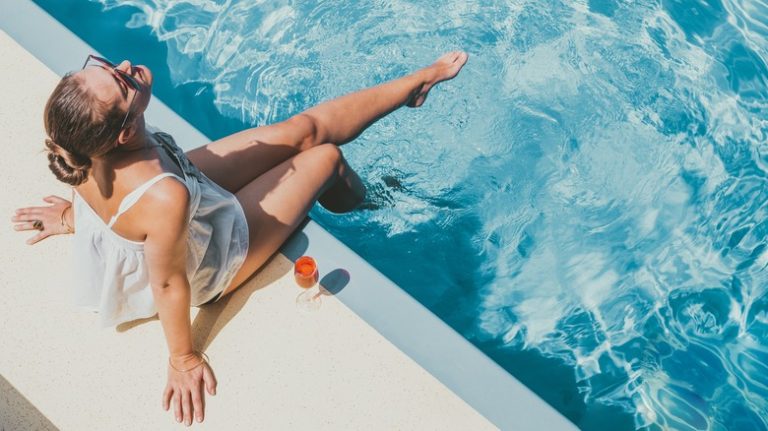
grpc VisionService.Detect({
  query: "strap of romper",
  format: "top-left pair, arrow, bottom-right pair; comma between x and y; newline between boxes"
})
106,172 -> 184,228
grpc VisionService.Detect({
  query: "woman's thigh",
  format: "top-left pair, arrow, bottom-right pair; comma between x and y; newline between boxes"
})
184,115 -> 318,194
218,143 -> 342,297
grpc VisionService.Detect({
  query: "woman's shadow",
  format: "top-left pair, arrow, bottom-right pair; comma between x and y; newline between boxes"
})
116,219 -> 350,352
115,221 -> 309,342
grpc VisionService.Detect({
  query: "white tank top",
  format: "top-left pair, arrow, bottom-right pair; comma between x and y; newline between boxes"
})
70,129 -> 249,328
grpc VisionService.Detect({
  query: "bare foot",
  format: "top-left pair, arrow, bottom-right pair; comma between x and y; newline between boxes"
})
407,51 -> 469,108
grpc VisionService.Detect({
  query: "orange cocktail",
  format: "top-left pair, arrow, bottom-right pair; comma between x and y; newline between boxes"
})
294,256 -> 319,288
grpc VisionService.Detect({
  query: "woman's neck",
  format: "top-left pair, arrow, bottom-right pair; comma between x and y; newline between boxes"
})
93,127 -> 159,164
88,132 -> 161,182
111,129 -> 157,154
78,118 -> 163,192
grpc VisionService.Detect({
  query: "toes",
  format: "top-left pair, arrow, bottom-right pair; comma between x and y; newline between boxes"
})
438,51 -> 468,69
437,51 -> 458,64
450,52 -> 469,73
455,51 -> 468,65
447,51 -> 464,62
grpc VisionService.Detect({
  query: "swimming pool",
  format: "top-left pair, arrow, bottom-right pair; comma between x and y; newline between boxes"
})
31,0 -> 768,429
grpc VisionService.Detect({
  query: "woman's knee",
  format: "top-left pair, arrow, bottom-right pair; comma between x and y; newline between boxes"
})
308,143 -> 343,178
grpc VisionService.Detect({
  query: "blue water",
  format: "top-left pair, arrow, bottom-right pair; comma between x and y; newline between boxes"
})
33,0 -> 768,429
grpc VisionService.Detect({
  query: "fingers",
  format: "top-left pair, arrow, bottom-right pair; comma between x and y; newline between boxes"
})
43,195 -> 67,203
173,390 -> 182,424
26,232 -> 47,245
191,384 -> 204,423
12,209 -> 44,232
11,200 -> 67,245
165,369 -> 212,425
10,220 -> 50,245
162,385 -> 172,411
12,208 -> 43,219
204,364 -> 217,396
13,195 -> 70,220
12,221 -> 40,231
181,389 -> 192,426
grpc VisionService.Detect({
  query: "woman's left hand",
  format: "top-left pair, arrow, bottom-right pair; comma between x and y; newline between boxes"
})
163,352 -> 217,426
11,195 -> 72,244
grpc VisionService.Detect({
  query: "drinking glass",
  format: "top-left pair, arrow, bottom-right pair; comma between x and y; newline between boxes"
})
294,256 -> 322,312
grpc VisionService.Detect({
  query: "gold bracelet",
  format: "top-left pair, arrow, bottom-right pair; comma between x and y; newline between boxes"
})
169,351 -> 209,373
60,205 -> 74,234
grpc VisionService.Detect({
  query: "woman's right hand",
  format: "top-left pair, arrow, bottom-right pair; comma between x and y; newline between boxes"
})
163,352 -> 217,426
11,195 -> 73,244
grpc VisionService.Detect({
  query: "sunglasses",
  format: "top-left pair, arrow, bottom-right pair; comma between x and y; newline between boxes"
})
81,54 -> 142,130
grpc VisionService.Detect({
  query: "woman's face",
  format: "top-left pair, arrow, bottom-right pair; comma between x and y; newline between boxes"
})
76,59 -> 153,126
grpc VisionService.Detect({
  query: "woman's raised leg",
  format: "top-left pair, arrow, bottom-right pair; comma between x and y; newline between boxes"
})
185,51 -> 469,194
299,50 -> 469,147
217,143 -> 353,298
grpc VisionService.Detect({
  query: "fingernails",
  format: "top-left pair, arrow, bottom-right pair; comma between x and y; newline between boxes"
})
176,416 -> 181,423
197,416 -> 202,423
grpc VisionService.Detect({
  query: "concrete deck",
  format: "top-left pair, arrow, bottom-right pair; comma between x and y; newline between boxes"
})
0,29 -> 497,430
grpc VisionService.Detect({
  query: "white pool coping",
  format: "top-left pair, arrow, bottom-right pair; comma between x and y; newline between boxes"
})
0,1 -> 576,429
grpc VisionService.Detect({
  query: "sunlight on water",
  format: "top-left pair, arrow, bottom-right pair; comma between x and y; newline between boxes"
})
90,0 -> 768,428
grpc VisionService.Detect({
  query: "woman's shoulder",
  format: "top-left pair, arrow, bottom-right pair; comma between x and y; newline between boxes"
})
122,175 -> 190,238
142,177 -> 191,213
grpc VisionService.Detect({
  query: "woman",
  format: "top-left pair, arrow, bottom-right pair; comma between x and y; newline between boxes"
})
11,50 -> 468,426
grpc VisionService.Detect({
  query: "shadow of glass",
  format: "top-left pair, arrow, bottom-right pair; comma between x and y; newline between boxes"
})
319,268 -> 350,295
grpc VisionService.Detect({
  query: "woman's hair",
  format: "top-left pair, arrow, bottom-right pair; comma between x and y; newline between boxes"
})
43,72 -> 127,186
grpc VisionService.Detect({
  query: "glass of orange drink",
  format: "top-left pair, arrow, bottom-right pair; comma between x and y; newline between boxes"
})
294,256 -> 322,311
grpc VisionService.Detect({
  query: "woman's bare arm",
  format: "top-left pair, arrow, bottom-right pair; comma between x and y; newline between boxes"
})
143,177 -> 215,425
143,178 -> 194,358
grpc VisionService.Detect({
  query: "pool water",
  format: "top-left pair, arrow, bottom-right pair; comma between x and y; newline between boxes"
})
35,0 -> 768,429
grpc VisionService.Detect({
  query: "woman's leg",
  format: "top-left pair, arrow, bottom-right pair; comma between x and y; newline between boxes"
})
299,50 -> 469,147
185,51 -> 469,194
217,143 -> 353,298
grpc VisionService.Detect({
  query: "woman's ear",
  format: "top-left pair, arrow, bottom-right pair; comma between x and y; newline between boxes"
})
117,123 -> 136,144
